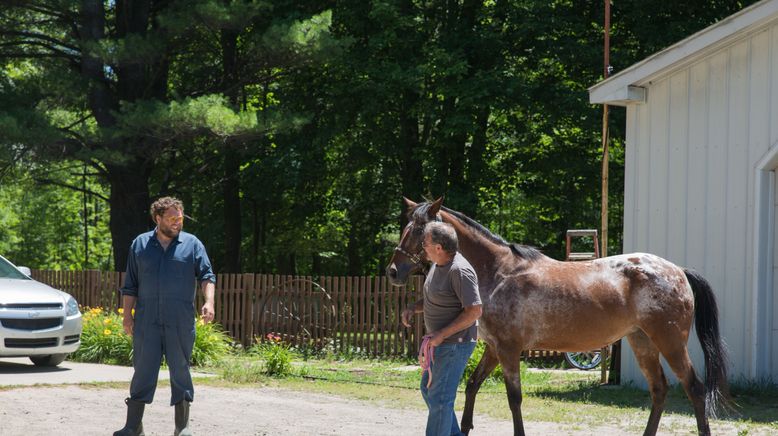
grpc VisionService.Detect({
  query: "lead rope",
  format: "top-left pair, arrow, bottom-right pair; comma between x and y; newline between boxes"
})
419,335 -> 435,388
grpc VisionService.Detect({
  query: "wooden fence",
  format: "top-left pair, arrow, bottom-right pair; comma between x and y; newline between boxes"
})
31,270 -> 426,357
30,270 -> 564,361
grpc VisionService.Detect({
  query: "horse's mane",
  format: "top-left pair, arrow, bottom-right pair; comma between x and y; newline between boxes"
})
418,205 -> 544,261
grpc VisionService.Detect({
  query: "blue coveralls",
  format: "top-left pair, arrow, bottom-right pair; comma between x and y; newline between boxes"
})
120,229 -> 215,406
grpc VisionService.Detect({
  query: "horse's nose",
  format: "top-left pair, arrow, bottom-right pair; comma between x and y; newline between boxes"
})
386,264 -> 398,280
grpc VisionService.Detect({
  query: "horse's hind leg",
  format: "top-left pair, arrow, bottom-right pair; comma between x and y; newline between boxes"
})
496,348 -> 526,436
626,330 -> 669,436
461,343 -> 499,435
650,333 -> 710,435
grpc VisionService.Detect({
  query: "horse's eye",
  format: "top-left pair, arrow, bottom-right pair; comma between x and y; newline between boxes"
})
412,225 -> 423,235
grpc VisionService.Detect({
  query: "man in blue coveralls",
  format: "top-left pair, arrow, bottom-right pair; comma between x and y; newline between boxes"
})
114,197 -> 216,436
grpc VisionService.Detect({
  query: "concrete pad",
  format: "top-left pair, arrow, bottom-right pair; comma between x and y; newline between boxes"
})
0,357 -> 214,386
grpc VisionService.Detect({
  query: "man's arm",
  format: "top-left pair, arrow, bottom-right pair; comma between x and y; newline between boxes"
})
200,280 -> 216,323
427,304 -> 483,347
122,295 -> 137,336
401,299 -> 424,327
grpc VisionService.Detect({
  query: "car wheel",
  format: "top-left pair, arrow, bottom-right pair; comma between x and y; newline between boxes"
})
30,354 -> 67,367
564,350 -> 602,370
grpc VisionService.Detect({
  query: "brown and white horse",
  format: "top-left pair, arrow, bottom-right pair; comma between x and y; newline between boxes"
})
386,197 -> 730,436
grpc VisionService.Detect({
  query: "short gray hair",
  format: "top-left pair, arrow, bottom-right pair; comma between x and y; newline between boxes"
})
424,222 -> 458,254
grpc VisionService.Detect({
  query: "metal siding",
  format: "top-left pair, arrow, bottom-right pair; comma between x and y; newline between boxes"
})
703,50 -> 729,370
624,106 -> 638,252
648,79 -> 670,255
667,71 -> 690,265
635,101 -> 653,252
747,29 -> 771,374
768,171 -> 778,372
686,60 -> 710,271
620,18 -> 778,388
725,39 -> 750,363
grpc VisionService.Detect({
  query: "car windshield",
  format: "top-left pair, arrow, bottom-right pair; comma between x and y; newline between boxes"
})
0,256 -> 31,280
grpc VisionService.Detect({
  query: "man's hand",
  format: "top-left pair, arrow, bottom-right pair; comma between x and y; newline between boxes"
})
122,316 -> 134,336
427,331 -> 445,347
201,301 -> 215,323
401,306 -> 416,327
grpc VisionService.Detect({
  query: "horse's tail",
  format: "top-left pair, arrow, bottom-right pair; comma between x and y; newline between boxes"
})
684,268 -> 732,417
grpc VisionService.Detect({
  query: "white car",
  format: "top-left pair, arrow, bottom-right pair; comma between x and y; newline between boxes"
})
0,255 -> 82,366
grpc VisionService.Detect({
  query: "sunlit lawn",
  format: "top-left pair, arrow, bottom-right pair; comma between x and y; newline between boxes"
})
209,355 -> 778,435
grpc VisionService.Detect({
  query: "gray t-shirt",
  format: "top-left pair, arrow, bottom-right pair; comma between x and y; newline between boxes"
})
423,252 -> 481,343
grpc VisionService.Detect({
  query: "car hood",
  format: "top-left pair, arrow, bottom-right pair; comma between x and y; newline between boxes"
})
0,278 -> 68,305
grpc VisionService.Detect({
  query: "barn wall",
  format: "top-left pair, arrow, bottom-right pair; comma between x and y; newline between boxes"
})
620,24 -> 778,387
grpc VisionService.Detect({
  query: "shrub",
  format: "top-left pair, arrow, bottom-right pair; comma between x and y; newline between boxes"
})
192,319 -> 234,366
249,333 -> 294,377
70,307 -> 133,365
71,307 -> 234,367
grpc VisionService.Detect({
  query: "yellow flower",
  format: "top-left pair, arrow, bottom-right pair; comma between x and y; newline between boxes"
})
117,308 -> 124,314
103,318 -> 112,325
103,329 -> 111,335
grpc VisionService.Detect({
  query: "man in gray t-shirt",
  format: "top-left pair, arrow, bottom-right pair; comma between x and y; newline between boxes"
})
401,221 -> 482,436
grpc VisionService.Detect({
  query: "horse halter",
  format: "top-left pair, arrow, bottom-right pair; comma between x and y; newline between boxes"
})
394,245 -> 424,265
392,214 -> 442,266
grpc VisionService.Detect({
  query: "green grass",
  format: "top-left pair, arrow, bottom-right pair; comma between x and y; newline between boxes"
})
207,354 -> 778,435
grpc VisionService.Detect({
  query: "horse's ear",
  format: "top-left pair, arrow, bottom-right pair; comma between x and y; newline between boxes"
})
428,197 -> 444,216
402,197 -> 417,210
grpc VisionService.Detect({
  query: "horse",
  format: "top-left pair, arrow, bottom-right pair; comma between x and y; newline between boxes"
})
385,197 -> 730,436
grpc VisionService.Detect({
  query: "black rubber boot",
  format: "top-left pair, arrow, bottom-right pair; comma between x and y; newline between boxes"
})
113,398 -> 145,436
174,400 -> 192,436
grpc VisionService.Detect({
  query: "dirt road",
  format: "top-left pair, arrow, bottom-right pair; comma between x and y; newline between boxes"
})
0,384 -> 523,435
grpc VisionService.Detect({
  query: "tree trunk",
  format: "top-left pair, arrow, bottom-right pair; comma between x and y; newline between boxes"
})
106,161 -> 152,271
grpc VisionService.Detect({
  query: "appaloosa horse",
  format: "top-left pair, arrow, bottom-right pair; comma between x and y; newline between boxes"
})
386,198 -> 730,436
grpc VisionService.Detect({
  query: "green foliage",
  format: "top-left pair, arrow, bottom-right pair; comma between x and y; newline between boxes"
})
192,319 -> 235,367
0,1 -> 765,274
71,307 -> 234,367
70,307 -> 133,365
0,165 -> 113,270
249,334 -> 294,377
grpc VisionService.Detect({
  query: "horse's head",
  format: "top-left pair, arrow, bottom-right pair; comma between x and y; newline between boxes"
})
385,196 -> 443,286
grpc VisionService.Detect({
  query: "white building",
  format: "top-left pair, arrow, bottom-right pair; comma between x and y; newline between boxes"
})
589,0 -> 778,387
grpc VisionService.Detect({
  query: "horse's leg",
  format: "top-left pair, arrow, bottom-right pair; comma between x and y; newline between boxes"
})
497,348 -> 525,436
626,330 -> 669,436
649,333 -> 710,435
461,343 -> 499,435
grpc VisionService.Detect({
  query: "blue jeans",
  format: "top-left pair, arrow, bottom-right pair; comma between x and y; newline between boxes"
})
420,341 -> 476,436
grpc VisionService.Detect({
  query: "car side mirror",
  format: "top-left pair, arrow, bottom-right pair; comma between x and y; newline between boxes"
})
18,266 -> 32,277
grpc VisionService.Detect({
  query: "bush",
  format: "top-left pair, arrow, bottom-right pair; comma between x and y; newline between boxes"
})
71,307 -> 234,367
249,333 -> 294,377
70,307 -> 133,365
192,319 -> 234,366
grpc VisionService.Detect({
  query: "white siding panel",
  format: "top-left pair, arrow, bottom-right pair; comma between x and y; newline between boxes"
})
751,30 -> 772,166
648,79 -> 670,255
773,174 -> 778,375
725,40 -> 751,364
667,71 -> 690,265
623,106 -> 639,252
686,60 -> 710,271
747,29 -> 771,375
770,26 -> 778,147
704,50 -> 729,323
635,102 -> 653,251
617,14 -> 778,388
